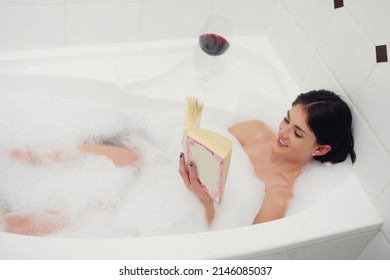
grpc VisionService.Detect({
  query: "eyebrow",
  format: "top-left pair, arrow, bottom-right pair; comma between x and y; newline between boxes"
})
287,110 -> 307,135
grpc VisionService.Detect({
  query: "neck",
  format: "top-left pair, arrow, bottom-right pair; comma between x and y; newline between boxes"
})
270,151 -> 308,178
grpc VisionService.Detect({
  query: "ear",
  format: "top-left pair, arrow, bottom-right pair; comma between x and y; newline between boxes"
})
313,145 -> 331,156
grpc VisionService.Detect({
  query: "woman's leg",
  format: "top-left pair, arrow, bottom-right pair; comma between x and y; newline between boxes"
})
10,144 -> 139,167
79,144 -> 139,167
1,210 -> 67,236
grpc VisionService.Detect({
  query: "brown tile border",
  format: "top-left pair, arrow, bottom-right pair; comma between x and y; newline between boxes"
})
334,0 -> 344,9
376,45 -> 388,63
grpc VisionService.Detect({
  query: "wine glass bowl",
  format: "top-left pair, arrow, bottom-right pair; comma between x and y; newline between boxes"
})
199,15 -> 232,56
199,33 -> 230,56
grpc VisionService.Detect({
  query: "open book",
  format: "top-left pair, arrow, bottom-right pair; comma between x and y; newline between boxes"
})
182,97 -> 232,204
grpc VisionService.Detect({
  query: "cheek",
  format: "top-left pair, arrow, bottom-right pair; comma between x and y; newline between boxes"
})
292,138 -> 316,153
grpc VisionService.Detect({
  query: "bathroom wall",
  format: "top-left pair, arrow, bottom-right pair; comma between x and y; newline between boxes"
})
267,0 -> 390,259
0,0 -> 389,259
0,0 -> 275,49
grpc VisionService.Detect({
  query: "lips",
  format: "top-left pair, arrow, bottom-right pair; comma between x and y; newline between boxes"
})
277,137 -> 288,147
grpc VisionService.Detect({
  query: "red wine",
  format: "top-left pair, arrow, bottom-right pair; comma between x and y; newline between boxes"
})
199,33 -> 230,56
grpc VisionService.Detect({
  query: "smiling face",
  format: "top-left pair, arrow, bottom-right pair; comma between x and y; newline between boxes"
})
272,105 -> 330,165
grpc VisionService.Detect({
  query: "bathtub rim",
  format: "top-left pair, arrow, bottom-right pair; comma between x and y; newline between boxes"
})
0,175 -> 382,260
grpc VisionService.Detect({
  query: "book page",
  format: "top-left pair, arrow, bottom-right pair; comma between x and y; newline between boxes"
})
187,137 -> 223,203
183,97 -> 203,132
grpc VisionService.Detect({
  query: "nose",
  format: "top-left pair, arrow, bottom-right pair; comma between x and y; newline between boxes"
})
279,122 -> 292,138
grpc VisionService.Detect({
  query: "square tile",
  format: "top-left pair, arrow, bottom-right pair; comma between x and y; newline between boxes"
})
0,5 -> 65,49
355,64 -> 390,153
269,5 -> 315,87
0,0 -> 64,6
66,0 -> 142,45
351,107 -> 390,202
283,0 -> 334,49
301,53 -> 346,98
318,9 -> 375,102
375,182 -> 390,242
345,0 -> 390,44
212,0 -> 277,35
139,0 -> 213,41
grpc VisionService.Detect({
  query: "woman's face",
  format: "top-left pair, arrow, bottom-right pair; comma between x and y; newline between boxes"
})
273,105 -> 319,164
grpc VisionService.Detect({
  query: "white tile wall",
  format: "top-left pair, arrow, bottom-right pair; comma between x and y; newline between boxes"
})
345,0 -> 390,45
66,0 -> 142,45
0,0 -> 63,6
269,0 -> 390,260
282,0 -> 334,49
376,181 -> 390,242
301,54 -> 346,99
0,3 -> 65,49
268,5 -> 315,88
317,8 -> 375,102
0,0 -> 276,49
139,0 -> 212,41
212,0 -> 276,35
352,108 -> 390,202
355,64 -> 390,153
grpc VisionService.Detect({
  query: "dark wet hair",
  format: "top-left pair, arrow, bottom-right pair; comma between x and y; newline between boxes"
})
292,89 -> 356,164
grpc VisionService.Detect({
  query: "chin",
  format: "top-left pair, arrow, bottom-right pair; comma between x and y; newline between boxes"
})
271,144 -> 289,156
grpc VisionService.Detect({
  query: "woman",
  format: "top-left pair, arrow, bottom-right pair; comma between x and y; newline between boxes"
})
1,89 -> 355,234
179,89 -> 355,225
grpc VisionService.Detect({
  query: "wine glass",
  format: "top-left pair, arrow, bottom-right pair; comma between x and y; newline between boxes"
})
199,15 -> 232,57
194,15 -> 232,94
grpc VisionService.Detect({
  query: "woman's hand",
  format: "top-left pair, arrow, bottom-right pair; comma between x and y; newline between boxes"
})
179,153 -> 215,225
178,153 -> 212,204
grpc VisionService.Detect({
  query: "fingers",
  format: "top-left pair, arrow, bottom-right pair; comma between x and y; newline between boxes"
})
179,153 -> 191,187
178,153 -> 212,204
188,161 -> 199,187
179,153 -> 199,189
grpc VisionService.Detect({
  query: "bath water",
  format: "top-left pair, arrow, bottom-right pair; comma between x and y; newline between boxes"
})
0,94 -> 263,237
0,93 -> 352,237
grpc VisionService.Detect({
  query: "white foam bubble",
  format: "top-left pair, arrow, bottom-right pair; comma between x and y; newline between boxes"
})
0,94 -> 263,238
0,92 -> 352,238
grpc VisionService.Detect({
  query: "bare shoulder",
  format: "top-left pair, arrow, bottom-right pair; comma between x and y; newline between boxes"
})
229,120 -> 269,130
228,120 -> 274,146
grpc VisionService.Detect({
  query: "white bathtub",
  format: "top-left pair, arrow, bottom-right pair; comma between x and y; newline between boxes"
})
0,36 -> 382,259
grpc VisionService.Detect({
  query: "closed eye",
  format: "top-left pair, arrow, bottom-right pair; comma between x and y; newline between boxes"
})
294,130 -> 303,138
285,112 -> 304,138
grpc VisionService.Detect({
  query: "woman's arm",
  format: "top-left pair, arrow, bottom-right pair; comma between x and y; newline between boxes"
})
178,153 -> 215,226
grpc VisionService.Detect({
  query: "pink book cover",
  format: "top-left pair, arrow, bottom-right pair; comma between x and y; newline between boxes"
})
186,136 -> 225,204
